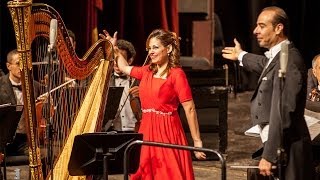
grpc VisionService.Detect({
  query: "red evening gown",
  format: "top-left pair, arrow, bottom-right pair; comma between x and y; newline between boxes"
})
130,65 -> 195,180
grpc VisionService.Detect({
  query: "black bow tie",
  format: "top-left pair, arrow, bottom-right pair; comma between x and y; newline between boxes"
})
115,75 -> 128,79
12,84 -> 22,91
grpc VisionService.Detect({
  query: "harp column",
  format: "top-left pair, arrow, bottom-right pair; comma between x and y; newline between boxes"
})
7,1 -> 43,180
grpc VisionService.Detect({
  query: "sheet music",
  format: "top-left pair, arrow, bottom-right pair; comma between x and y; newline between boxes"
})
245,112 -> 320,142
244,125 -> 261,137
304,114 -> 320,140
244,124 -> 268,143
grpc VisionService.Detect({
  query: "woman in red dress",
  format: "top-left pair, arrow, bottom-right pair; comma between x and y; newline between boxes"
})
100,29 -> 206,180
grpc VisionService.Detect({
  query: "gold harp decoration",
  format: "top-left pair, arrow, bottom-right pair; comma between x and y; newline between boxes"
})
8,1 -> 114,179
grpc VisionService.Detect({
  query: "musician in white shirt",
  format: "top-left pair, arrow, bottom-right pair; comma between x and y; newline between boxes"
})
0,49 -> 40,156
109,39 -> 141,132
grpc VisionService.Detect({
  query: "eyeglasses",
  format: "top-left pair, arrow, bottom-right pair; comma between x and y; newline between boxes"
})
8,61 -> 20,66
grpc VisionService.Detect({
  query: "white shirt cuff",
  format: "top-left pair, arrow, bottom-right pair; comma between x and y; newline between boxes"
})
238,51 -> 248,66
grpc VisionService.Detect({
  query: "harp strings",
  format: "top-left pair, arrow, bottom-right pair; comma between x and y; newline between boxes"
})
31,13 -> 96,176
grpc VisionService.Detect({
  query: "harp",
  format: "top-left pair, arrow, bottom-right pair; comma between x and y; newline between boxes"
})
7,1 -> 114,179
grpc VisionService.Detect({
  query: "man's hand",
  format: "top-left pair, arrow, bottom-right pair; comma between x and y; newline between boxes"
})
129,86 -> 139,98
259,158 -> 273,176
222,38 -> 243,61
99,30 -> 118,46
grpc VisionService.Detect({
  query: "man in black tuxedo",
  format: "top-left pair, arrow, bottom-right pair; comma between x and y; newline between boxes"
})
0,49 -> 40,157
307,55 -> 320,97
222,6 -> 314,180
306,54 -> 320,112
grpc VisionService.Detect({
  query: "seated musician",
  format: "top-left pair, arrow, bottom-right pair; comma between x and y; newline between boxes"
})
306,54 -> 320,112
305,54 -> 320,177
0,49 -> 41,157
107,39 -> 141,132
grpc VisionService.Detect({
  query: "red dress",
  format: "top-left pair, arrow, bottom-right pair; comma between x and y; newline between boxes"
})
130,65 -> 195,180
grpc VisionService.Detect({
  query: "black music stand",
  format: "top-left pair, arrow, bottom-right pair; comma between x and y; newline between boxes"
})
103,86 -> 124,131
0,104 -> 23,179
68,132 -> 142,180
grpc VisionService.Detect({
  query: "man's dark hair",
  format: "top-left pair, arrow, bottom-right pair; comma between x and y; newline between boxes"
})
116,39 -> 136,60
67,29 -> 76,43
262,6 -> 289,36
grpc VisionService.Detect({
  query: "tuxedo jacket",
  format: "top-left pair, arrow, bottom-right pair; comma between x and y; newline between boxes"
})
242,44 -> 314,179
307,68 -> 318,96
0,74 -> 40,105
0,74 -> 18,105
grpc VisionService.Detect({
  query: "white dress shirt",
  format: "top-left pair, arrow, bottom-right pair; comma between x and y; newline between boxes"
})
113,74 -> 137,131
9,77 -> 25,134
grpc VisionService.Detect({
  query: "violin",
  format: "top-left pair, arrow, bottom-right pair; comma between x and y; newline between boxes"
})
113,54 -> 149,132
309,88 -> 320,102
130,54 -> 151,132
129,82 -> 142,132
35,97 -> 55,144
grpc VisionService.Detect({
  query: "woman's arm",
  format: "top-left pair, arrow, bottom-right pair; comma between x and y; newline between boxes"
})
181,100 -> 206,159
114,46 -> 133,75
99,30 -> 133,75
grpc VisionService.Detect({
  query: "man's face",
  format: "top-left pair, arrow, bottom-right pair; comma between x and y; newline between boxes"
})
6,53 -> 21,81
147,37 -> 169,66
313,57 -> 320,82
70,37 -> 76,50
253,10 -> 282,49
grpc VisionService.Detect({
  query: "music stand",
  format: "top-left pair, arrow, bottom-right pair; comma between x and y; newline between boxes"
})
0,104 -> 23,179
68,132 -> 142,180
103,86 -> 124,130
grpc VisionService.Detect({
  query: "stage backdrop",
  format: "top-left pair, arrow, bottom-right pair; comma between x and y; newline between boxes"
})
1,0 -> 320,70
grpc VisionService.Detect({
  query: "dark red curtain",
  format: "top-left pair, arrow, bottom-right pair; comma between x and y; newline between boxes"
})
4,0 -> 319,71
86,0 -> 103,50
99,0 -> 179,65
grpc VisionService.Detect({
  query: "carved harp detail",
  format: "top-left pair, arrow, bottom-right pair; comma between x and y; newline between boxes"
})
8,1 -> 114,179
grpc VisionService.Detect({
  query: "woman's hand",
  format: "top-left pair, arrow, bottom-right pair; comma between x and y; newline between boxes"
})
194,140 -> 206,160
99,30 -> 118,46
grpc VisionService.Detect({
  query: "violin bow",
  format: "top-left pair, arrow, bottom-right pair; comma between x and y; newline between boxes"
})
105,54 -> 150,131
37,79 -> 76,100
